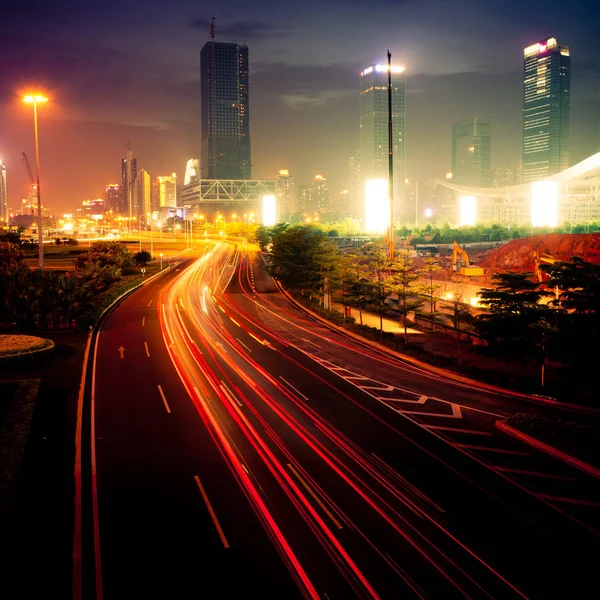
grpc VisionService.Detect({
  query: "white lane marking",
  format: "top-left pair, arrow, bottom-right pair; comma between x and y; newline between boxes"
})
236,338 -> 252,353
279,376 -> 310,402
147,300 -> 152,307
220,381 -> 243,407
194,476 -> 230,548
301,337 -> 321,348
142,316 -> 145,327
157,385 -> 171,413
396,403 -> 462,419
230,318 -> 241,327
144,342 -> 151,357
424,425 -> 492,436
118,346 -> 126,359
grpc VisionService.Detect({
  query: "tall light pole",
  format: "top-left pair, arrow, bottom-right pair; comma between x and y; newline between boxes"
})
386,51 -> 395,261
23,94 -> 48,270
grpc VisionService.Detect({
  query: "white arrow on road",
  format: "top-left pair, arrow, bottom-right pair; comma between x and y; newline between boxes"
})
118,346 -> 126,359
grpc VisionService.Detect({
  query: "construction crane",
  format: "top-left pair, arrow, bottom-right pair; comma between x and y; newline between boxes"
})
22,151 -> 37,214
452,241 -> 484,276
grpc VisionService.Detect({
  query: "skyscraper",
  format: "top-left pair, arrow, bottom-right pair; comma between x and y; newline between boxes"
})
522,37 -> 571,182
451,118 -> 492,187
121,149 -> 137,215
276,170 -> 297,221
359,62 -> 406,221
0,160 -> 7,222
134,169 -> 151,222
104,184 -> 120,213
156,174 -> 177,208
201,41 -> 250,179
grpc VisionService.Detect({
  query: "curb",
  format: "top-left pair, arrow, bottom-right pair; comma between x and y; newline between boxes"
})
273,279 -> 600,414
496,420 -> 600,481
71,263 -> 170,599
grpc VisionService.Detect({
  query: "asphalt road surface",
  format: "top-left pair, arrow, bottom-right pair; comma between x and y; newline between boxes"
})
83,240 -> 600,599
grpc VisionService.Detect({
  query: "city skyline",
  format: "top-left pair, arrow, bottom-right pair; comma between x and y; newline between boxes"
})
1,1 -> 600,213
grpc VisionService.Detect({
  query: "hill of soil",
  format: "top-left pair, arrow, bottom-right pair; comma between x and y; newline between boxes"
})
479,233 -> 600,273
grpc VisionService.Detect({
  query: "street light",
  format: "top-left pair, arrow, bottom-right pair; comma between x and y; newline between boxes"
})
159,252 -> 164,270
23,93 -> 48,270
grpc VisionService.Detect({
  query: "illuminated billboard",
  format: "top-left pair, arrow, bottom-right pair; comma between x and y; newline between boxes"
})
531,181 -> 558,227
364,179 -> 389,233
262,194 -> 276,226
459,196 -> 476,226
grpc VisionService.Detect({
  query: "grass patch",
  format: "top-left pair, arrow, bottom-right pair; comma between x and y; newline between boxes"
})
0,379 -> 40,518
0,335 -> 54,357
506,412 -> 600,468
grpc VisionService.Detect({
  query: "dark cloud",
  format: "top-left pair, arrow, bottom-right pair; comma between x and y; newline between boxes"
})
1,0 -> 599,213
188,18 -> 286,40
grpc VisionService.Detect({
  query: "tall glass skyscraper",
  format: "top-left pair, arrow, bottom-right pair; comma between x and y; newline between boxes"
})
201,42 -> 251,180
359,63 -> 406,220
452,118 -> 492,187
522,37 -> 570,183
121,150 -> 137,215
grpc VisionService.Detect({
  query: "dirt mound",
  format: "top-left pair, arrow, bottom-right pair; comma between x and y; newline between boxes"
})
479,233 -> 600,273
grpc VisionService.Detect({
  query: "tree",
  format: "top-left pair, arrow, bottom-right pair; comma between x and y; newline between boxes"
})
133,250 -> 152,266
388,250 -> 424,344
542,257 -> 600,391
362,243 -> 392,336
475,272 -> 550,374
343,251 -> 370,325
269,225 -> 339,300
420,256 -> 442,335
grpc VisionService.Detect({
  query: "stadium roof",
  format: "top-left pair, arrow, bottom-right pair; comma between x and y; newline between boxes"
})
436,152 -> 600,197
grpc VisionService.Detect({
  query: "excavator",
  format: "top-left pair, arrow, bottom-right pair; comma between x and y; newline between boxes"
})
533,250 -> 557,282
452,241 -> 484,276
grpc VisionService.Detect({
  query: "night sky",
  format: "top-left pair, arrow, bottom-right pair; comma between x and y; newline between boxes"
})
1,0 -> 599,214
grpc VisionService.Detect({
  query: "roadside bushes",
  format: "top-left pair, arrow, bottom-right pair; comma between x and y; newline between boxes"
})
0,241 -> 133,331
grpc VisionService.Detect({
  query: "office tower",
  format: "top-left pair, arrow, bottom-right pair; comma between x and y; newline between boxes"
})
451,118 -> 492,187
201,41 -> 250,179
310,175 -> 329,213
276,170 -> 297,220
156,173 -> 177,208
104,184 -> 120,213
492,165 -> 516,188
0,160 -> 7,222
359,62 -> 406,220
134,169 -> 151,222
121,149 -> 137,215
522,37 -> 571,182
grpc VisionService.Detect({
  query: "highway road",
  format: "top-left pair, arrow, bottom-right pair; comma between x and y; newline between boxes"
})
83,240 -> 600,599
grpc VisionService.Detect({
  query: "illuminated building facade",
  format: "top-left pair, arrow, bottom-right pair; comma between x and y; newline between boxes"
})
121,151 -> 137,215
201,42 -> 250,180
104,184 -> 120,213
276,170 -> 297,221
156,173 -> 177,208
359,62 -> 406,220
452,118 -> 491,187
522,37 -> 571,183
134,169 -> 152,222
0,160 -> 7,222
